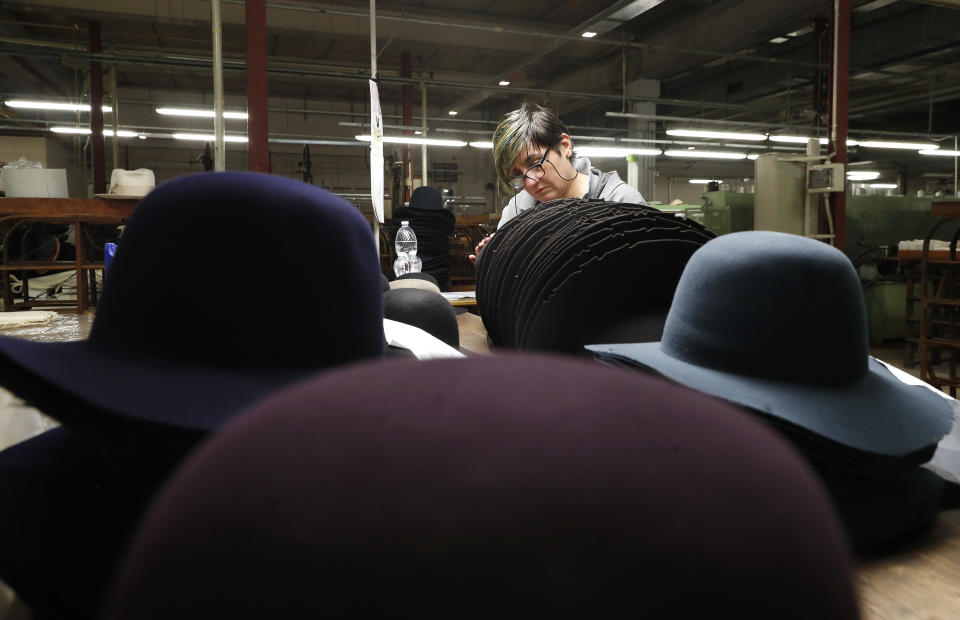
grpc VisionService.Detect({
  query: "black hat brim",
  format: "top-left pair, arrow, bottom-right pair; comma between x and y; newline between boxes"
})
0,337 -> 321,437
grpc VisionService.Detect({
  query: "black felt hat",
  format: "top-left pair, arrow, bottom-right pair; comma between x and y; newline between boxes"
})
476,199 -> 714,353
407,185 -> 444,210
383,287 -> 459,348
104,354 -> 859,619
588,231 -> 953,459
0,172 -> 385,436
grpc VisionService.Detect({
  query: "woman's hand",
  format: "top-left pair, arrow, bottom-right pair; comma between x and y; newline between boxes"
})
469,235 -> 493,264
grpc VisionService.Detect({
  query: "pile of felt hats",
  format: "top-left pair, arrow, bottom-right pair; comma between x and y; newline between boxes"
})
589,231 -> 957,549
475,198 -> 714,353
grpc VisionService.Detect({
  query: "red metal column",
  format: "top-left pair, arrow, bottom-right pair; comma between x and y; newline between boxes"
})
402,50 -> 413,201
246,0 -> 270,173
831,0 -> 850,251
89,21 -> 106,194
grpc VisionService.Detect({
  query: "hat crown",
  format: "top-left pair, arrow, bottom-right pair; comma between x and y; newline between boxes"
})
660,231 -> 868,385
407,186 -> 443,210
90,172 -> 384,368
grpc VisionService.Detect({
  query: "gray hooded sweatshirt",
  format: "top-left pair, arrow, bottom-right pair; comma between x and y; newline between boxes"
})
498,157 -> 647,229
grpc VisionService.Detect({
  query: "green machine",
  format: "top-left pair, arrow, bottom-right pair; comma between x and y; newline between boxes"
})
846,196 -> 960,345
845,195 -> 960,256
700,191 -> 755,236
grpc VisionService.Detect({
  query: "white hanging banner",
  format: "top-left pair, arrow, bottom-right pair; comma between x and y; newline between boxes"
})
369,79 -> 385,224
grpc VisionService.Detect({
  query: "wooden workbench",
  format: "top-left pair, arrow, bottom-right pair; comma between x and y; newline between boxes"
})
858,509 -> 960,617
0,197 -> 139,313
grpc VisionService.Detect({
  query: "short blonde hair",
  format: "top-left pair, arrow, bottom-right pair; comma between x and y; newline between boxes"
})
492,103 -> 568,190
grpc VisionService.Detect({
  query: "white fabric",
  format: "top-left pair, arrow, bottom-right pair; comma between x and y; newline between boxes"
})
383,318 -> 464,360
0,386 -> 58,452
875,358 -> 960,483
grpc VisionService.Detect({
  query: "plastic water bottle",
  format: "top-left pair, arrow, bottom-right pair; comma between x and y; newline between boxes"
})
393,220 -> 422,277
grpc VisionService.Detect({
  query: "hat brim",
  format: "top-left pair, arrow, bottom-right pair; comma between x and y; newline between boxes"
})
586,342 -> 954,457
0,337 -> 321,436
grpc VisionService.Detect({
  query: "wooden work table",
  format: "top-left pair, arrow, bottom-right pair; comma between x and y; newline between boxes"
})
0,197 -> 139,218
0,197 -> 139,313
858,509 -> 960,617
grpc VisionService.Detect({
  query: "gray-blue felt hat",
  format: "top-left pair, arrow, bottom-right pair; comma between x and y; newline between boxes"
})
588,230 -> 954,459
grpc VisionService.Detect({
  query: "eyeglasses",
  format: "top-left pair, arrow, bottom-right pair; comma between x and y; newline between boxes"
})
507,149 -> 551,190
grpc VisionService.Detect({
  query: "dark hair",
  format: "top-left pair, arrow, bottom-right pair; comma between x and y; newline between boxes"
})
492,103 -> 571,188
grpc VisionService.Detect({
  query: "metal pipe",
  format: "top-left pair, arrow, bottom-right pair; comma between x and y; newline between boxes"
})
402,50 -> 413,201
219,0 -> 825,71
211,0 -> 225,171
246,0 -> 270,172
370,0 -> 379,253
804,138 -> 820,237
830,0 -> 850,251
421,81 -> 428,188
88,21 -> 106,194
0,39 -> 777,113
109,67 -> 119,172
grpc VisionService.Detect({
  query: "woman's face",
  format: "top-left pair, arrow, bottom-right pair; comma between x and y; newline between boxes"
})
509,134 -> 578,201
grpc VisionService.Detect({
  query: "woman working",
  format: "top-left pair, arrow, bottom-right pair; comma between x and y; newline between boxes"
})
471,102 -> 646,261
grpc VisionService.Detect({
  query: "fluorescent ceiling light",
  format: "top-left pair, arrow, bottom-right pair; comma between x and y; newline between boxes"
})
846,171 -> 880,181
769,37 -> 789,44
664,150 -> 747,160
581,31 -> 597,38
666,129 -> 767,141
355,135 -> 467,147
857,140 -> 938,150
157,107 -> 248,119
173,133 -> 249,142
689,179 -> 722,184
769,135 -> 824,144
920,149 -> 960,157
50,126 -> 136,137
869,183 -> 898,189
576,146 -> 661,158
747,154 -> 759,160
448,110 -> 458,116
5,100 -> 112,113
469,141 -> 493,148
498,80 -> 510,86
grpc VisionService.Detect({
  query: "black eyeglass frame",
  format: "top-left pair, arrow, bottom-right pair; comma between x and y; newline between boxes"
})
506,148 -> 553,191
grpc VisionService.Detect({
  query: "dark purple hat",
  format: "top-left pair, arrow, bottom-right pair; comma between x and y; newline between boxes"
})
589,231 -> 953,458
104,354 -> 858,619
0,172 -> 384,435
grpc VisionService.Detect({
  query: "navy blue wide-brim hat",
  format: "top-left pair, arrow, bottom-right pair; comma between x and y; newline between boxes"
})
589,230 -> 954,459
104,354 -> 859,619
0,172 -> 385,436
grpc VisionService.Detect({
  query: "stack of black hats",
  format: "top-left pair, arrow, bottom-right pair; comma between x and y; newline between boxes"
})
475,198 -> 714,353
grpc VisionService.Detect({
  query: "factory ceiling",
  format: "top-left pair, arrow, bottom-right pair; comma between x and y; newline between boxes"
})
1,0 -> 959,161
